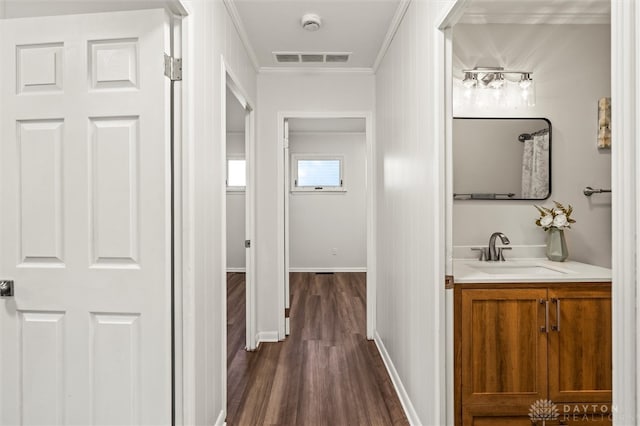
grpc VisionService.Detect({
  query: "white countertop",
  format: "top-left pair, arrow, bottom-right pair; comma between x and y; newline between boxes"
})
454,258 -> 612,284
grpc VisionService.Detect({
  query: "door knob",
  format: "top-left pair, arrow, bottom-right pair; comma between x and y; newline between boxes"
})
0,280 -> 14,297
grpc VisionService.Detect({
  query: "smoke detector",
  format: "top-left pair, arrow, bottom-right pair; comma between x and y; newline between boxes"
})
301,13 -> 322,31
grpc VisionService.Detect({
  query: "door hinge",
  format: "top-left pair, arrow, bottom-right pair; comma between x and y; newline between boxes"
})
164,54 -> 182,81
245,240 -> 251,248
445,275 -> 454,289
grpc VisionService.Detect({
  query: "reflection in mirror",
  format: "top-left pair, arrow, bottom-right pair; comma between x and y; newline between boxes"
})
453,117 -> 551,200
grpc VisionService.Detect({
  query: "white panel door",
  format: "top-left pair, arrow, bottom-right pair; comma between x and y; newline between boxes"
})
0,9 -> 172,426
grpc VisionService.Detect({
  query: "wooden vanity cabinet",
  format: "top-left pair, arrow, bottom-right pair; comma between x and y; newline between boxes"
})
455,283 -> 612,426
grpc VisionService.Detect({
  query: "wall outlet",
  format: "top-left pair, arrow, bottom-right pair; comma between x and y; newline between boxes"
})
331,248 -> 337,256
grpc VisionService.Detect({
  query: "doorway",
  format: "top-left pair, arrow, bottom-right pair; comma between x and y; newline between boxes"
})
222,61 -> 256,420
278,112 -> 375,340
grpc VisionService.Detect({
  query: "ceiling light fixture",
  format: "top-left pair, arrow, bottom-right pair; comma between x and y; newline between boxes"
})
301,13 -> 322,32
460,67 -> 535,107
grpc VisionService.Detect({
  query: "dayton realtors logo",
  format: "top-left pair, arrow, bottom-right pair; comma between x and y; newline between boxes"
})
529,399 -> 615,423
529,399 -> 559,424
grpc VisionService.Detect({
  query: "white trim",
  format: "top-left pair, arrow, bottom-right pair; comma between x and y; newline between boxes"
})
373,331 -> 419,425
433,12 -> 448,426
289,131 -> 366,136
277,111 -> 376,341
178,7 -> 196,426
221,55 -> 258,422
226,267 -> 246,273
259,66 -> 374,75
214,410 -> 226,426
436,0 -> 471,30
458,12 -> 610,25
171,12 -> 186,426
440,23 -> 455,426
256,331 -> 279,346
372,0 -> 411,72
222,0 -> 259,71
611,0 -> 639,423
288,267 -> 367,273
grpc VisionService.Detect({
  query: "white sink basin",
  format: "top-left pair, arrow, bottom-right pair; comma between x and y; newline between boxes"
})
470,263 -> 570,276
454,258 -> 611,283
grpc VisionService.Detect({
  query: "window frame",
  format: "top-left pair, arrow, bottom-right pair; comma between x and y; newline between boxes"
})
226,155 -> 246,192
290,153 -> 346,193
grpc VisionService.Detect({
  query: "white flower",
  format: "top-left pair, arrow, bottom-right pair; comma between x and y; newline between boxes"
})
553,214 -> 568,228
540,215 -> 553,227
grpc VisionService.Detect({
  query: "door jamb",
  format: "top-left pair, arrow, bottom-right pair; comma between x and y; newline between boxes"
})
220,55 -> 257,420
276,111 -> 376,341
436,1 -> 634,424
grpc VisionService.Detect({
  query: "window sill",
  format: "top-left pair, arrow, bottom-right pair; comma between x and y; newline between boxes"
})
227,187 -> 246,193
291,188 -> 347,194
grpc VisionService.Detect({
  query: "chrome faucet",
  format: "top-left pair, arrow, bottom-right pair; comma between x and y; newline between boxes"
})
488,232 -> 510,261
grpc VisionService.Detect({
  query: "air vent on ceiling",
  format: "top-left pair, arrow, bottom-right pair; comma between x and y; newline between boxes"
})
325,54 -> 350,63
275,53 -> 301,63
301,54 -> 324,63
273,52 -> 351,64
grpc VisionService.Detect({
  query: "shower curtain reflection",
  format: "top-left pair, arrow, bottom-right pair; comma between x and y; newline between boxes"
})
521,131 -> 550,199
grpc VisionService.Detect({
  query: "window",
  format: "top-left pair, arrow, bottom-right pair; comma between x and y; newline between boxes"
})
227,157 -> 246,191
291,154 -> 345,192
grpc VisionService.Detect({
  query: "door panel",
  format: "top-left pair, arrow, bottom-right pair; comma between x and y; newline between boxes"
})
1,10 -> 172,425
548,286 -> 612,403
461,288 -> 548,412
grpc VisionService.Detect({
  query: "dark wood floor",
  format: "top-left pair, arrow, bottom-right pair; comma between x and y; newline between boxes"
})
226,272 -> 409,426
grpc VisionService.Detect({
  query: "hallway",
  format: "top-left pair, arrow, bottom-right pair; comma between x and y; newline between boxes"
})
227,272 -> 408,425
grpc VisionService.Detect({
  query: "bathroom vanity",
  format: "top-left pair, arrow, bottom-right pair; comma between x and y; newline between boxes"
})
454,260 -> 612,426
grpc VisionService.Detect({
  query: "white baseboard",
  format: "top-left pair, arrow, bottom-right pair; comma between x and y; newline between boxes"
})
226,267 -> 246,273
374,331 -> 420,425
288,267 -> 367,273
255,331 -> 279,347
214,409 -> 225,426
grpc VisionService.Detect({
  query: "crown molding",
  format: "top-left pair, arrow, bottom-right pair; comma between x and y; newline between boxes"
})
372,0 -> 411,73
458,12 -> 610,25
259,66 -> 374,75
223,0 -> 260,71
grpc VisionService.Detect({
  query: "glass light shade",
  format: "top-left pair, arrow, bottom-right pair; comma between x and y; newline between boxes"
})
462,72 -> 476,88
519,73 -> 533,89
520,79 -> 536,107
488,73 -> 505,89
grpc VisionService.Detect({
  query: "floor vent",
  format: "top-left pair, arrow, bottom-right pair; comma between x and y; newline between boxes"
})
273,52 -> 351,64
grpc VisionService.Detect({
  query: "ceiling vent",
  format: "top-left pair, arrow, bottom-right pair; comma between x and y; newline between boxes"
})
301,54 -> 324,63
325,54 -> 350,63
273,52 -> 351,64
275,53 -> 300,63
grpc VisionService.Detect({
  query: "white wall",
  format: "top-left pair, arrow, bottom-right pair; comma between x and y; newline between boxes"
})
288,130 -> 366,270
226,132 -> 245,270
186,1 -> 257,424
255,72 -> 374,336
452,24 -> 612,267
374,1 -> 451,424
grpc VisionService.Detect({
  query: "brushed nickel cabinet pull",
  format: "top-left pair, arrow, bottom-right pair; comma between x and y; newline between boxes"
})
540,299 -> 549,333
552,298 -> 561,332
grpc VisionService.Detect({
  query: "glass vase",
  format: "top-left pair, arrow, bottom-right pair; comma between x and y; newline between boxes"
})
546,228 -> 568,262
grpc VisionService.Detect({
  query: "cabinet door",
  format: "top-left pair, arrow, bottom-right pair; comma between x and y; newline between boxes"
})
461,288 -> 548,412
548,286 -> 612,403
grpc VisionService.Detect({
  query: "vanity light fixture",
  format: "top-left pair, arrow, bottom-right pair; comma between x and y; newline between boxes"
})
519,73 -> 533,88
460,67 -> 536,107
